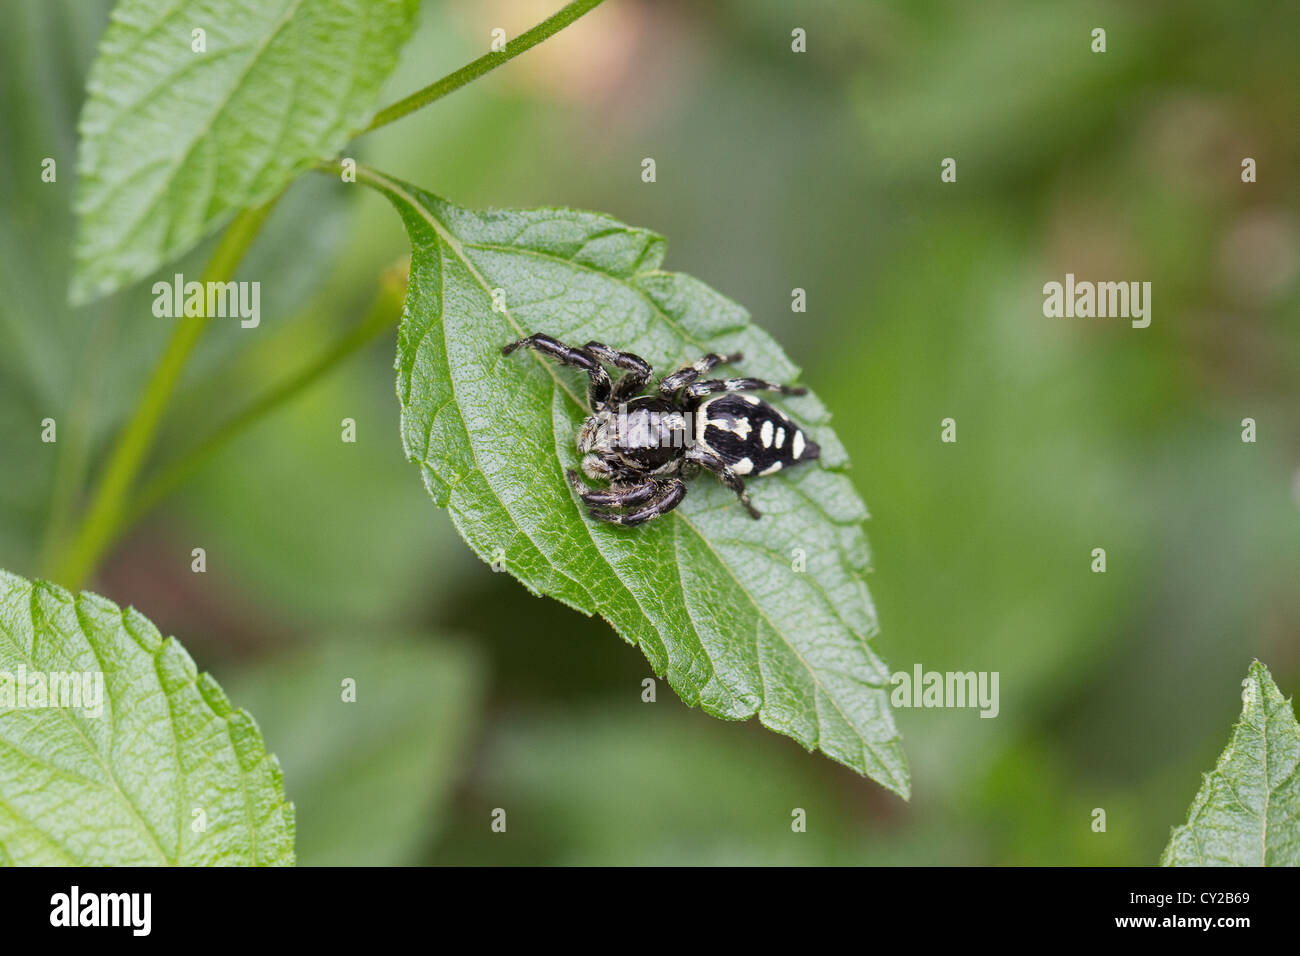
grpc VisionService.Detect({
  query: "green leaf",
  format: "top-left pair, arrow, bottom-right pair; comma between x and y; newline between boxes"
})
364,168 -> 908,796
224,636 -> 483,866
0,570 -> 294,865
1161,660 -> 1300,866
71,0 -> 420,303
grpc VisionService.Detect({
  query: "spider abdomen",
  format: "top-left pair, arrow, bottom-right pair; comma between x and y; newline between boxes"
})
695,394 -> 820,477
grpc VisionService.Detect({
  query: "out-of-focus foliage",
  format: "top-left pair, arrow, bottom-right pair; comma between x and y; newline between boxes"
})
224,636 -> 483,866
1,0 -> 1297,864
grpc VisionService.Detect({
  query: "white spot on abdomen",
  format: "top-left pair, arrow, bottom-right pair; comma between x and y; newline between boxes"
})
706,416 -> 750,440
760,420 -> 774,447
792,430 -> 805,458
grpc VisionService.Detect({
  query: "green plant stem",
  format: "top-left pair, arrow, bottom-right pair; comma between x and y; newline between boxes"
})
38,310 -> 119,575
51,0 -> 606,588
123,266 -> 407,528
362,0 -> 608,134
52,200 -> 276,589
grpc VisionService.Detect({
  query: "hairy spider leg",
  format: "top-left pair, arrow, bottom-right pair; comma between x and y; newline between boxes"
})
565,469 -> 660,507
588,478 -> 688,526
659,351 -> 744,396
683,377 -> 807,400
685,446 -> 761,519
582,342 -> 654,403
502,333 -> 612,409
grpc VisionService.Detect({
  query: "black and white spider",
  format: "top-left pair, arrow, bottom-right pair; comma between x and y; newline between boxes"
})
502,333 -> 821,525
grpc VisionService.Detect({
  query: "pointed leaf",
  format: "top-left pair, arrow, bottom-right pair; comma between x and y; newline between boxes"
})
71,0 -> 420,303
1162,661 -> 1300,866
0,570 -> 294,865
364,168 -> 908,796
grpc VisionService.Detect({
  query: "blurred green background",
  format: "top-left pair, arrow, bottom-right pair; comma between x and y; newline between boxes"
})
2,0 -> 1298,865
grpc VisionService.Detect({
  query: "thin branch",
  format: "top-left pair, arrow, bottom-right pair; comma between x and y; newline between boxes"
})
51,199 -> 278,589
123,264 -> 408,527
362,0 -> 608,134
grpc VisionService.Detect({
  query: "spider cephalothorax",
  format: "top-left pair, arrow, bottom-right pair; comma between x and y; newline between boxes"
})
502,333 -> 820,525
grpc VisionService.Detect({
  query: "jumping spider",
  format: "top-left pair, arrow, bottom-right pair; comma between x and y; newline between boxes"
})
502,333 -> 821,525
